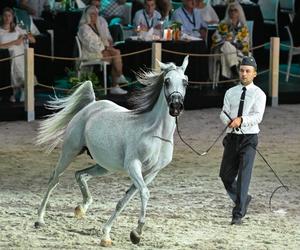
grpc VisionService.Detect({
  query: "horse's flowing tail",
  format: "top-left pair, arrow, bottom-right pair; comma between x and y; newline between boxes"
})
36,81 -> 95,153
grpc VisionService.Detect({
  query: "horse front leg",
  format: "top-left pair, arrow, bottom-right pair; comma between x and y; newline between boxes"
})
100,167 -> 158,246
129,169 -> 159,245
101,184 -> 138,246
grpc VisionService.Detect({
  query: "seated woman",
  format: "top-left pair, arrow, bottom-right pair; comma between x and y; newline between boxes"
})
195,0 -> 219,25
209,2 -> 249,80
78,5 -> 128,95
0,7 -> 36,103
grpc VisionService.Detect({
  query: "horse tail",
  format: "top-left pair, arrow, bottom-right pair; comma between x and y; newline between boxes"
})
36,81 -> 95,153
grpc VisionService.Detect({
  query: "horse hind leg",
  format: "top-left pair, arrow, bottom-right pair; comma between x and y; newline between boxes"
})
74,164 -> 109,219
34,144 -> 81,228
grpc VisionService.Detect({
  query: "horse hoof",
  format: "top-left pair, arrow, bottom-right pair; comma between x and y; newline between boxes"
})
34,221 -> 45,229
100,239 -> 112,247
130,230 -> 141,245
74,205 -> 85,219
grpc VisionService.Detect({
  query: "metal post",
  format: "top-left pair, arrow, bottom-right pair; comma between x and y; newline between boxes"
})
25,47 -> 35,121
151,42 -> 162,72
269,37 -> 280,107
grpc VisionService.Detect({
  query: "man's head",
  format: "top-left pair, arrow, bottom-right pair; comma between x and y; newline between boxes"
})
183,0 -> 195,10
89,0 -> 100,9
144,0 -> 156,15
239,56 -> 257,85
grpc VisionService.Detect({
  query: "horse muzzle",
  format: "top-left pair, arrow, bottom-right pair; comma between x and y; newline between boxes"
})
168,94 -> 184,117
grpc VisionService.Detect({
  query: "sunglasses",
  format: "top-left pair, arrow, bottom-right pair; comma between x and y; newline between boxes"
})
229,8 -> 238,12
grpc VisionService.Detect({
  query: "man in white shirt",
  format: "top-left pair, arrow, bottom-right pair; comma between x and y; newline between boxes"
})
133,0 -> 162,31
171,0 -> 207,39
219,56 -> 266,225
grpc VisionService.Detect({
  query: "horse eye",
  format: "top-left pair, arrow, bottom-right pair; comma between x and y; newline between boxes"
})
164,78 -> 171,87
183,79 -> 188,87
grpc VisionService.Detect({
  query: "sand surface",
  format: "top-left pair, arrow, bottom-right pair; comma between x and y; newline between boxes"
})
0,105 -> 299,249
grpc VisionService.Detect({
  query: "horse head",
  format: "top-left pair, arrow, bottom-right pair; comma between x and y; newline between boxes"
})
158,56 -> 189,117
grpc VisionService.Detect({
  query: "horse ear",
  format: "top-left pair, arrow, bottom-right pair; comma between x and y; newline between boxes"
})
181,55 -> 189,72
156,59 -> 169,70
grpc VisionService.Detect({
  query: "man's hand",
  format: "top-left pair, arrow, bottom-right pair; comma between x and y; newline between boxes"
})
228,117 -> 242,128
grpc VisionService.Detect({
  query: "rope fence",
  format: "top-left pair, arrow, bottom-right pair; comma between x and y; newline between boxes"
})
1,37 -> 300,120
0,53 -> 24,62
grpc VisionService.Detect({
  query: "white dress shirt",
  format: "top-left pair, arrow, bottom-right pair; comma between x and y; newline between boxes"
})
171,7 -> 207,35
133,9 -> 162,29
220,82 -> 266,134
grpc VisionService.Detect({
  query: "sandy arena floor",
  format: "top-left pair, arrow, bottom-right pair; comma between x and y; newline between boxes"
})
0,104 -> 299,249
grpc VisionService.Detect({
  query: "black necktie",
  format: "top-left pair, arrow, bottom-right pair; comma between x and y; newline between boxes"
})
237,87 -> 247,117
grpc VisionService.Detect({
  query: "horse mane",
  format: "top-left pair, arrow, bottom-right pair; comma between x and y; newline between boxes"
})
128,69 -> 165,114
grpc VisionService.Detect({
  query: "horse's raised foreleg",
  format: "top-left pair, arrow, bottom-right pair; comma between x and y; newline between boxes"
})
34,151 -> 77,228
74,164 -> 109,218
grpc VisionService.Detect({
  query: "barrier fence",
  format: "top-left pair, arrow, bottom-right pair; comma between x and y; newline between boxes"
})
0,37 -> 299,121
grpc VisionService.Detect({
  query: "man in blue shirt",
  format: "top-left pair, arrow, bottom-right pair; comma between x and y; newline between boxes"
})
219,56 -> 266,225
171,0 -> 207,39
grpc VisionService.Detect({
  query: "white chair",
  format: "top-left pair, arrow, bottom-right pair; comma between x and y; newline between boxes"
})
279,0 -> 296,22
75,36 -> 109,95
258,0 -> 279,36
284,26 -> 300,82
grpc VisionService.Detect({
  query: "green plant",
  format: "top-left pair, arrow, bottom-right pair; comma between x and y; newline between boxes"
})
66,68 -> 102,89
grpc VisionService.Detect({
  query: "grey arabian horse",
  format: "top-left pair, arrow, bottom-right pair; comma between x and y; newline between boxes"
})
35,56 -> 189,246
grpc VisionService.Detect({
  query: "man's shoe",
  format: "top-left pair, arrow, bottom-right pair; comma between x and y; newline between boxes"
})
231,216 -> 242,225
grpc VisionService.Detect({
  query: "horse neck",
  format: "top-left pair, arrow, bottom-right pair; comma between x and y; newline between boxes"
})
142,89 -> 176,138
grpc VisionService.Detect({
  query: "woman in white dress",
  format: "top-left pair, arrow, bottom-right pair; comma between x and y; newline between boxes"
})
78,5 -> 128,95
0,7 -> 36,102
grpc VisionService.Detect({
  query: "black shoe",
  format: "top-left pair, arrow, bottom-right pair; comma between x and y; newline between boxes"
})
231,216 -> 242,225
243,195 -> 252,217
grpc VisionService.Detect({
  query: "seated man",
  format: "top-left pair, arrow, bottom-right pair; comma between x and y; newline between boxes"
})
19,0 -> 48,18
133,0 -> 162,31
155,0 -> 171,22
101,0 -> 130,25
171,0 -> 207,39
19,0 -> 51,31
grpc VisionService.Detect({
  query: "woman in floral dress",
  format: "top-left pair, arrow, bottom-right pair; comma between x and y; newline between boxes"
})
209,2 -> 249,81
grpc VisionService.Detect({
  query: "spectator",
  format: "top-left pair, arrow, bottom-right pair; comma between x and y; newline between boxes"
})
18,0 -> 51,32
155,0 -> 172,22
19,0 -> 49,18
171,0 -> 207,39
209,1 -> 249,80
195,0 -> 219,25
101,0 -> 130,25
0,7 -> 36,102
133,0 -> 162,31
78,5 -> 128,95
89,0 -> 124,42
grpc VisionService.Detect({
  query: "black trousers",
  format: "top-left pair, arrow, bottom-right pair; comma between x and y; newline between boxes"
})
219,133 -> 258,218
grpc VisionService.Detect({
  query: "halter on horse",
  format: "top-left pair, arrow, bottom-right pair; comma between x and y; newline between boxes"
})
34,56 -> 189,246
